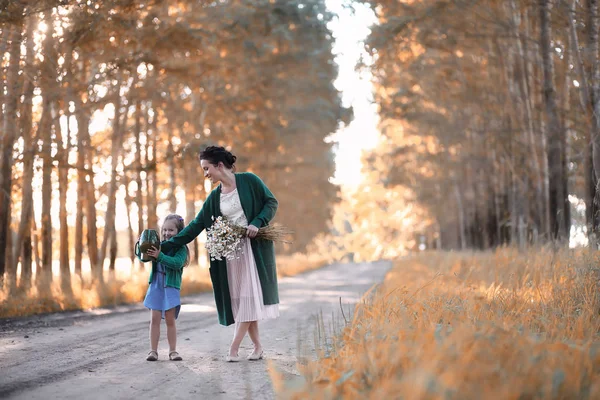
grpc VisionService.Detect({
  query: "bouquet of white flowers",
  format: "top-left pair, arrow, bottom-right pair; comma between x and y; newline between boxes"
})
205,216 -> 244,261
205,215 -> 293,261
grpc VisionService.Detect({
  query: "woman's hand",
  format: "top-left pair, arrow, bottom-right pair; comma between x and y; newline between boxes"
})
146,246 -> 160,259
246,224 -> 259,239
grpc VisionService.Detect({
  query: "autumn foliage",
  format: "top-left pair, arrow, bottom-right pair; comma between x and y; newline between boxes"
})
361,0 -> 599,250
0,0 -> 347,304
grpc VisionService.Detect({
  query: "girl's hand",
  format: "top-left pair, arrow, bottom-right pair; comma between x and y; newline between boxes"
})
146,246 -> 160,259
246,224 -> 259,239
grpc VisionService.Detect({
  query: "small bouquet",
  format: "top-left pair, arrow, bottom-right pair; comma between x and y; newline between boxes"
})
205,216 -> 293,261
205,216 -> 244,261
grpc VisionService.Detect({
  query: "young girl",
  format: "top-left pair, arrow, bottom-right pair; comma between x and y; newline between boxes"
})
139,214 -> 189,362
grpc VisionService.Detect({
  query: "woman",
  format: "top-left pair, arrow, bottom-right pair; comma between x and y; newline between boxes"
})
160,146 -> 280,362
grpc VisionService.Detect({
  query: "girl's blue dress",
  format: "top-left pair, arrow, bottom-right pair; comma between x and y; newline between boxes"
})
143,261 -> 181,319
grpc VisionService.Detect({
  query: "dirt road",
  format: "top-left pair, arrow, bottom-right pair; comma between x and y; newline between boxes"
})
0,261 -> 391,399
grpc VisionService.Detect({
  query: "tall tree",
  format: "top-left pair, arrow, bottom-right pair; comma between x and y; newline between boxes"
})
98,75 -> 125,271
540,0 -> 569,241
58,98 -> 72,296
38,10 -> 58,291
14,12 -> 37,291
0,17 -> 24,289
587,0 -> 600,248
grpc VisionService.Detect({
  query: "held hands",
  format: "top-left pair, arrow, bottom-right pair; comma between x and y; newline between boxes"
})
146,246 -> 160,260
246,224 -> 259,239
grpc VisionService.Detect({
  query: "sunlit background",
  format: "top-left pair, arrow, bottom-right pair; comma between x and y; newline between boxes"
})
31,1 -> 380,231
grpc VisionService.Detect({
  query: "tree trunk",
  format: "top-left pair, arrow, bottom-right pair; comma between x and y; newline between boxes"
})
187,97 -> 209,263
109,226 -> 118,275
69,59 -> 100,283
32,217 -> 41,280
110,111 -> 129,273
39,107 -> 54,293
134,101 -> 144,236
528,12 -> 553,242
38,61 -> 56,292
109,108 -> 130,272
0,26 -> 8,131
540,0 -> 569,242
184,149 -> 198,265
518,3 -> 546,238
58,101 -> 72,296
561,21 -> 573,240
146,101 -> 159,230
537,60 -> 552,243
167,121 -> 178,212
453,180 -> 466,250
123,174 -> 136,266
74,91 -> 101,283
510,155 -> 519,246
86,161 -> 101,283
463,124 -> 476,249
5,207 -> 14,291
491,149 -> 503,246
74,121 -> 87,280
37,10 -> 61,292
15,13 -> 36,292
587,0 -> 600,245
65,51 -> 85,280
98,76 -> 124,272
494,28 -> 528,248
570,0 -> 597,248
0,20 -> 23,289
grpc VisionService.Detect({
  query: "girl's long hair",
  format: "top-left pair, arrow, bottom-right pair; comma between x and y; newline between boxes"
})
163,213 -> 190,267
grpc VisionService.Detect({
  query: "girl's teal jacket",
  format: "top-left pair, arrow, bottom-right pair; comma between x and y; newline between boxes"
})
138,245 -> 188,289
160,172 -> 278,326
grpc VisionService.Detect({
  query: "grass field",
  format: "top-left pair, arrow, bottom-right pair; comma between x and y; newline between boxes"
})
275,248 -> 600,399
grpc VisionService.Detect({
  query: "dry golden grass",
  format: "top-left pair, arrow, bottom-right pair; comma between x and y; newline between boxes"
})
0,266 -> 212,318
0,252 -> 329,319
276,248 -> 600,399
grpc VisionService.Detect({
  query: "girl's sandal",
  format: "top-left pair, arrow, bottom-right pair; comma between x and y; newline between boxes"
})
146,350 -> 158,361
169,351 -> 183,361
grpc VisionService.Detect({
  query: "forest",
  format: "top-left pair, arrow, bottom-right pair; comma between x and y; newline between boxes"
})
0,0 -> 347,300
363,0 -> 599,251
1,0 -> 599,306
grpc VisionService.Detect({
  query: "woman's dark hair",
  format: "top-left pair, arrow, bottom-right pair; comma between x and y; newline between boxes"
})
199,146 -> 237,169
163,214 -> 190,267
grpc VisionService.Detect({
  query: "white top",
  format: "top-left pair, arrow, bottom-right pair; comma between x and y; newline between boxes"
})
220,189 -> 248,227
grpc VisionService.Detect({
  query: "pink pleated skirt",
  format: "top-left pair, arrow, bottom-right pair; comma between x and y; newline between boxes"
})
226,237 -> 279,322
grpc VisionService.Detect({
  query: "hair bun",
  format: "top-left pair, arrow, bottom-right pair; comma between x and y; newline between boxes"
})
199,146 -> 237,169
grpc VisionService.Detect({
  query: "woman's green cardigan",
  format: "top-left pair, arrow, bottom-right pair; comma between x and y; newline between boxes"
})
160,172 -> 279,326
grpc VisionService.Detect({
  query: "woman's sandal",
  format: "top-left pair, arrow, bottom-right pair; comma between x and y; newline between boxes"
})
146,350 -> 158,361
225,353 -> 241,362
169,351 -> 183,361
247,349 -> 264,361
